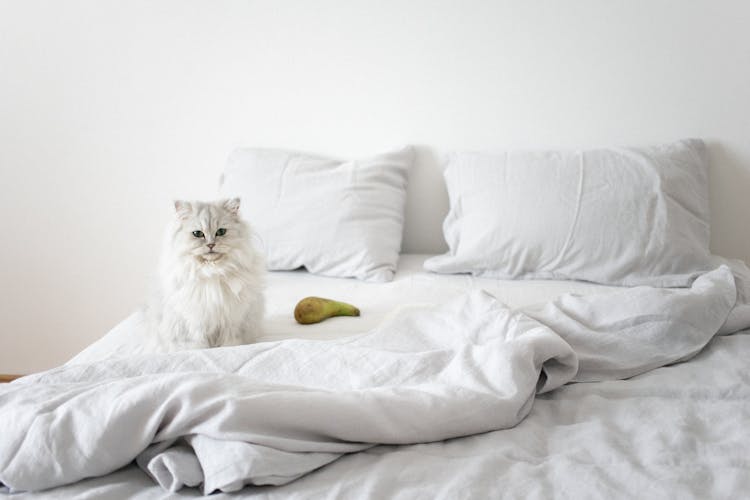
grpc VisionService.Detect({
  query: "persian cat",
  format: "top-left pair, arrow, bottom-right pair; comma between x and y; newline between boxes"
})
146,198 -> 265,351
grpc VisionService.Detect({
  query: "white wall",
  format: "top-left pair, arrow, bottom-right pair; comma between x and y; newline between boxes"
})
1,0 -> 749,373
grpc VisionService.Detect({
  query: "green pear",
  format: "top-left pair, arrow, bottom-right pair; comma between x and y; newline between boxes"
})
294,296 -> 360,324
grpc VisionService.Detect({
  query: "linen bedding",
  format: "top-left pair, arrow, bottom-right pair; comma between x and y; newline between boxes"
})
425,139 -> 714,287
3,256 -> 750,498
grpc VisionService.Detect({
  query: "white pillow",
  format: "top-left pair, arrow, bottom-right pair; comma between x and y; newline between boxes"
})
219,146 -> 414,282
425,139 -> 713,286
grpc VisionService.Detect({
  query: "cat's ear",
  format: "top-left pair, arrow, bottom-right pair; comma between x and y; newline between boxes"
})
223,198 -> 241,216
174,200 -> 192,220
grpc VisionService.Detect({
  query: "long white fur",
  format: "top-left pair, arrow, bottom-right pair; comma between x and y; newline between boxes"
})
146,198 -> 265,351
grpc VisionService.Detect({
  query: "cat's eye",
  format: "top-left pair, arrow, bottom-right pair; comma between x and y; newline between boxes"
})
216,228 -> 227,237
192,230 -> 204,238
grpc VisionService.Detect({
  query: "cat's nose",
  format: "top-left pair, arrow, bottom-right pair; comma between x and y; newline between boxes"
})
207,243 -> 215,250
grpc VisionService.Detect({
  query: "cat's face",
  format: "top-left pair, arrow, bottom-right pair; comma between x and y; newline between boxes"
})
170,198 -> 250,264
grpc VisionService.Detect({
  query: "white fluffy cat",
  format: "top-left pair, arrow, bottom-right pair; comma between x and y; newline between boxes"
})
146,198 -> 265,351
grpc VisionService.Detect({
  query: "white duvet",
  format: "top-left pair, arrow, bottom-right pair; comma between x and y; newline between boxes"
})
2,264 -> 749,496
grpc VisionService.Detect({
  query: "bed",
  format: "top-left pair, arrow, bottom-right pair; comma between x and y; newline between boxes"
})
3,140 -> 750,498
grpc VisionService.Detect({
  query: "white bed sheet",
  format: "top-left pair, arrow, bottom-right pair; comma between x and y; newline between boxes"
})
70,254 -> 619,365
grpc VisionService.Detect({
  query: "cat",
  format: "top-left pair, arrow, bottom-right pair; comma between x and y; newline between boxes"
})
145,198 -> 265,351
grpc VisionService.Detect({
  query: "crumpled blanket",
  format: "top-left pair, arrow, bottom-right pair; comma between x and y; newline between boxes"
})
1,265 -> 747,495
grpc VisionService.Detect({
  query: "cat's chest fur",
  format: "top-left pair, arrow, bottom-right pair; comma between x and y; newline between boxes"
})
168,276 -> 257,346
154,264 -> 265,350
170,275 -> 247,321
